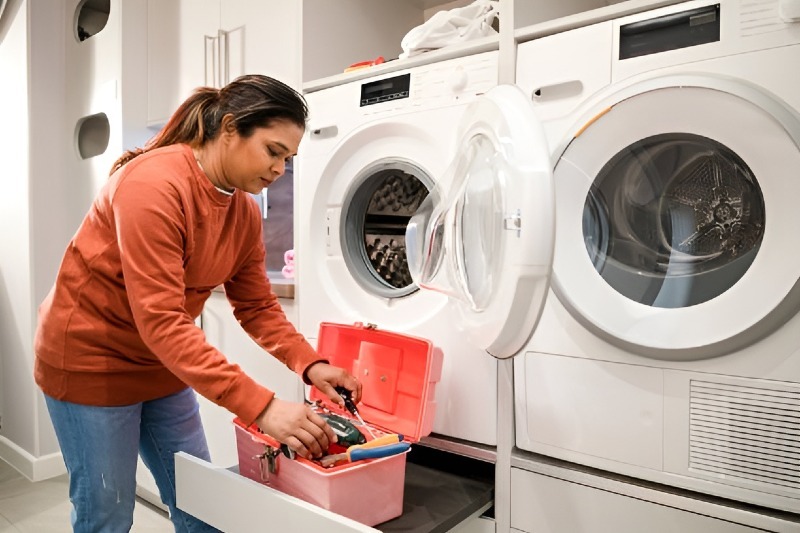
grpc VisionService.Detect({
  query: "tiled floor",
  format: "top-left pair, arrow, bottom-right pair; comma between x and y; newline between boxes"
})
0,459 -> 173,532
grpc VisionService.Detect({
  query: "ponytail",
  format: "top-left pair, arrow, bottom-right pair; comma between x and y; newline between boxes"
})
109,75 -> 307,176
110,87 -> 219,175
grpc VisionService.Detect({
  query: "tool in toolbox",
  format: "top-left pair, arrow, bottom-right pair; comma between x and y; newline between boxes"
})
320,413 -> 367,446
335,386 -> 378,440
320,433 -> 408,468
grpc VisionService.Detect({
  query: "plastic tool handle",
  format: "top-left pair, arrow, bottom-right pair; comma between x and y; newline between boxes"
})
319,439 -> 408,467
334,386 -> 359,415
348,442 -> 411,462
352,434 -> 404,450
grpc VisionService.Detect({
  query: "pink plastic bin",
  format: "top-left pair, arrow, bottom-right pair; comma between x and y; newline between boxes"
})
234,322 -> 444,526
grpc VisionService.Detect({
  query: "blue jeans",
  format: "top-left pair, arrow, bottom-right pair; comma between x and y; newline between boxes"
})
45,388 -> 221,533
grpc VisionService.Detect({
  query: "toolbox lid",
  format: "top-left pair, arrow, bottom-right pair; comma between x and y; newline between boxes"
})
309,322 -> 444,443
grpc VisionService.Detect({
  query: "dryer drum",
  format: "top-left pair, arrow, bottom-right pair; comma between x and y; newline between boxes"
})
583,133 -> 765,308
661,151 -> 764,260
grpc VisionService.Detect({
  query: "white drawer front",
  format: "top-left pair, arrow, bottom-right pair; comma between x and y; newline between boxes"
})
175,453 -> 377,532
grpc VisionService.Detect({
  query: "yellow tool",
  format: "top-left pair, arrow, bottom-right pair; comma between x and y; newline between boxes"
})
320,434 -> 407,468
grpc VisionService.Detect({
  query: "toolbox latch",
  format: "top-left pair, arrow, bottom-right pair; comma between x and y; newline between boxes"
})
254,446 -> 282,481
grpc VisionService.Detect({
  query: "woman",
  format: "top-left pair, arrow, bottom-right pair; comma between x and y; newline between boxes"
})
34,74 -> 360,532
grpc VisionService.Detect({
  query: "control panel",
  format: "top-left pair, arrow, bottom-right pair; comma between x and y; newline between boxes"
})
356,51 -> 498,114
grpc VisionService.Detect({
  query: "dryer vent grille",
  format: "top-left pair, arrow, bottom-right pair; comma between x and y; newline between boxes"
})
689,380 -> 800,492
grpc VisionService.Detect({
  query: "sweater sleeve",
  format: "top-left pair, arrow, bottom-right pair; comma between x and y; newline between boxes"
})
111,176 -> 273,425
222,223 -> 325,382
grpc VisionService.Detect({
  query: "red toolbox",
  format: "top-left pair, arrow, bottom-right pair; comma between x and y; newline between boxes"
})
234,322 -> 444,526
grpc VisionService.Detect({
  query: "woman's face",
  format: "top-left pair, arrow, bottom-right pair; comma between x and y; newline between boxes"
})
222,118 -> 304,194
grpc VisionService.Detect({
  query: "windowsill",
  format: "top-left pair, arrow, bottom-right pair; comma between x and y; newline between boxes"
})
210,273 -> 295,300
267,273 -> 296,299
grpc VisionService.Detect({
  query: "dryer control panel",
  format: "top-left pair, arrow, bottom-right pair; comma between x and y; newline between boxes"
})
360,74 -> 411,107
356,51 -> 498,115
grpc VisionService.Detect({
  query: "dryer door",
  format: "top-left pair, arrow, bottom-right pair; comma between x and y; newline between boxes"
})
553,75 -> 800,359
406,85 -> 554,359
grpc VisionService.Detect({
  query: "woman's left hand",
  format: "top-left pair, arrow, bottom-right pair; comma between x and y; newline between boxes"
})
306,362 -> 362,408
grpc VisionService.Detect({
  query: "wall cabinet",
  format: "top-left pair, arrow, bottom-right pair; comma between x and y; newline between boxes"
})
147,0 -> 301,127
148,0 -> 652,98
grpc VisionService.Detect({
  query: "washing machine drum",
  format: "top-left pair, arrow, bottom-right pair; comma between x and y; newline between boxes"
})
341,161 -> 434,298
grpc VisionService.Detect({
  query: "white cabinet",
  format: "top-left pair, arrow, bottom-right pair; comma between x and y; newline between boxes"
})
147,0 -> 301,127
147,0 -> 218,127
510,457 -> 800,533
220,0 -> 301,88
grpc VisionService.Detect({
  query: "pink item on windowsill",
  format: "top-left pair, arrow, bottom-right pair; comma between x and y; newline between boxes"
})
282,249 -> 295,279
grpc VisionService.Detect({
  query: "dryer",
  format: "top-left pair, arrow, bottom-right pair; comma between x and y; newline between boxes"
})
295,51 -> 555,449
514,0 -> 800,514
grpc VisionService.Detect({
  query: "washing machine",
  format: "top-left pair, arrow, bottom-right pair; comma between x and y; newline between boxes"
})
296,50 -> 556,449
513,0 -> 800,514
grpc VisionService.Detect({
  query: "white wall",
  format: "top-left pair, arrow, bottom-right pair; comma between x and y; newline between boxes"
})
0,0 -> 149,481
302,0 -> 423,82
0,0 -> 63,480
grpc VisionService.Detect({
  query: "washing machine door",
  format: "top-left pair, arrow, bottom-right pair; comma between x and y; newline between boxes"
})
406,84 -> 554,359
553,75 -> 800,359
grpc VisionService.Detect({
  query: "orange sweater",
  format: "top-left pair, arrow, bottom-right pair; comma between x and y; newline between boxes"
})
34,144 -> 320,424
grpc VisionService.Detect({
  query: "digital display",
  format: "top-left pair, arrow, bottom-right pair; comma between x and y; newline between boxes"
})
360,74 -> 410,107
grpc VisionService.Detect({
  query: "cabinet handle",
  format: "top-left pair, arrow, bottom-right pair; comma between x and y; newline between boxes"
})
218,29 -> 229,87
204,35 -> 217,87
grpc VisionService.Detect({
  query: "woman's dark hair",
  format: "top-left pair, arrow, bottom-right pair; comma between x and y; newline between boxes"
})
110,74 -> 308,174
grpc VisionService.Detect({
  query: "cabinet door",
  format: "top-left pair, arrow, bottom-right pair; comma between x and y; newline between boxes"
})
198,292 -> 304,467
147,0 -> 220,126
220,0 -> 301,88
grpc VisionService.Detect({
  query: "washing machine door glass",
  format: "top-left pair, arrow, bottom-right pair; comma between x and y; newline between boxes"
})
553,78 -> 800,358
584,132 -> 765,308
406,85 -> 555,358
406,135 -> 502,311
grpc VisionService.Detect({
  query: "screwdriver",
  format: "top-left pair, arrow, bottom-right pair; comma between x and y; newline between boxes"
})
335,386 -> 378,439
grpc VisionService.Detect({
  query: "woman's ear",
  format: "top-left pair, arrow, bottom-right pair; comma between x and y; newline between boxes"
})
220,113 -> 238,136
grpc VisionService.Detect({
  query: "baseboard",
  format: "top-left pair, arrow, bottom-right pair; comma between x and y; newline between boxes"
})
0,435 -> 66,481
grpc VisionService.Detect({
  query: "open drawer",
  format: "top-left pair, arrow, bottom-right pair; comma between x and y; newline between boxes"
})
176,444 -> 495,532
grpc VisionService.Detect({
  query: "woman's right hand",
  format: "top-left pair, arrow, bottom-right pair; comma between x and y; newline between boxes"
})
255,397 -> 337,459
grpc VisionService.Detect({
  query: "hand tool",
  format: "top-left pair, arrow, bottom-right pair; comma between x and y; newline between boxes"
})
320,413 -> 366,446
335,386 -> 378,439
320,435 -> 408,468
